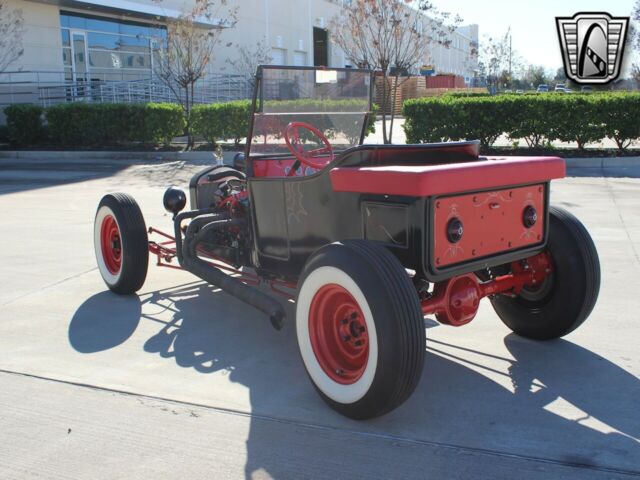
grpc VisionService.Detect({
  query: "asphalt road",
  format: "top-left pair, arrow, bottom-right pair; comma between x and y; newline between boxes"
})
0,158 -> 639,480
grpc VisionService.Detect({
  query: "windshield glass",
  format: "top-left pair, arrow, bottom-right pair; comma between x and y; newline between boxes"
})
249,67 -> 372,157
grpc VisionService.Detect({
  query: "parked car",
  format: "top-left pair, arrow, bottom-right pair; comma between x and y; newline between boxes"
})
554,83 -> 567,92
536,84 -> 549,92
516,89 -> 524,94
93,65 -> 601,420
581,86 -> 594,93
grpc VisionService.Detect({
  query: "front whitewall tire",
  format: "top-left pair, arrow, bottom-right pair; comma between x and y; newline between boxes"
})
94,205 -> 123,286
93,193 -> 149,295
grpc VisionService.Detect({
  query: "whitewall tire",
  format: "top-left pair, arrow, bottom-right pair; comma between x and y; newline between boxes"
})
295,240 -> 425,420
94,193 -> 148,294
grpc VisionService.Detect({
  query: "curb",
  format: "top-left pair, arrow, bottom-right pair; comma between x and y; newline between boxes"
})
564,157 -> 640,168
0,150 -> 243,163
1,151 -> 639,170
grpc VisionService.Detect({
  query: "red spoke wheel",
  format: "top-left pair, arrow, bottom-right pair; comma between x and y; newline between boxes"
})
296,240 -> 425,420
490,206 -> 600,340
94,193 -> 149,294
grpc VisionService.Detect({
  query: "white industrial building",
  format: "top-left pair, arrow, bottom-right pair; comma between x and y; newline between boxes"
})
0,0 -> 479,107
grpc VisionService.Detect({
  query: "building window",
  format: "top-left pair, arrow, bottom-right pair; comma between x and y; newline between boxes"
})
293,51 -> 307,67
313,27 -> 329,67
271,48 -> 286,65
60,11 -> 166,82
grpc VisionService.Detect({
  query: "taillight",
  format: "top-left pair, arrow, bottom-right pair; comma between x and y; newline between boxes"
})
447,217 -> 464,243
523,206 -> 538,228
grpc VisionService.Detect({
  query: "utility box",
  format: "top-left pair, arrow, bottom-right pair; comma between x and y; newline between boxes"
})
426,75 -> 466,88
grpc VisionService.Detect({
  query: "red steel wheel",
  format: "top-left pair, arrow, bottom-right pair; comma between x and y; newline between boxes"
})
100,214 -> 122,275
94,193 -> 149,294
308,284 -> 369,385
296,240 -> 425,420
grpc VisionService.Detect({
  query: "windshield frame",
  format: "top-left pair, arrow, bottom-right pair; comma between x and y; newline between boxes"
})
245,65 -> 374,160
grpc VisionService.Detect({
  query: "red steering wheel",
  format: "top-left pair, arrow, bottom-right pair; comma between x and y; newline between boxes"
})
283,122 -> 334,176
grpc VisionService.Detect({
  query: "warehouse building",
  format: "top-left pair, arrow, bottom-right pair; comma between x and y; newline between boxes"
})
0,0 -> 479,107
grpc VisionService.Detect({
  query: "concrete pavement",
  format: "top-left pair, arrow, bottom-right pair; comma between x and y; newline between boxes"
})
0,159 -> 638,479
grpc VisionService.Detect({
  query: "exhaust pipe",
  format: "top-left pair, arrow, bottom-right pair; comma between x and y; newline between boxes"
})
174,211 -> 285,330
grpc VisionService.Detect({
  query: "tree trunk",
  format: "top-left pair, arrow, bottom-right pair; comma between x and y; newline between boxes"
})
190,82 -> 196,149
185,84 -> 193,150
388,75 -> 400,144
380,74 -> 388,144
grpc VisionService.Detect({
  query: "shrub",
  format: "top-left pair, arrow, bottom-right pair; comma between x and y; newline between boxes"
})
546,95 -> 607,149
4,104 -> 45,146
403,92 -> 640,151
366,103 -> 379,136
143,103 -> 186,146
598,93 -> 640,151
404,96 -> 506,146
46,103 -> 140,146
456,96 -> 510,146
403,97 -> 461,143
46,102 -> 184,147
507,96 -> 555,148
0,124 -> 8,143
192,99 -> 377,146
191,100 -> 250,146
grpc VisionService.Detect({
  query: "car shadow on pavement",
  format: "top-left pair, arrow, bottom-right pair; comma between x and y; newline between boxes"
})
68,291 -> 141,353
68,284 -> 640,478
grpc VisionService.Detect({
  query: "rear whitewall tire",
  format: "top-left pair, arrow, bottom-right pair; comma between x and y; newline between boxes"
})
296,266 -> 379,405
295,240 -> 425,420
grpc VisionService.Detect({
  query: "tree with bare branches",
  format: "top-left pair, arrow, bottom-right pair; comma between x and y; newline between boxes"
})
632,0 -> 639,83
226,38 -> 273,90
154,0 -> 237,148
479,28 -> 525,90
331,0 -> 464,143
0,1 -> 25,73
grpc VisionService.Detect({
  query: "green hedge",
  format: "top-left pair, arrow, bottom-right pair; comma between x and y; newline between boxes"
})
191,99 -> 377,146
4,104 -> 45,145
191,100 -> 251,146
0,124 -> 8,143
4,99 -> 377,148
144,103 -> 187,146
403,93 -> 640,151
46,103 -> 185,146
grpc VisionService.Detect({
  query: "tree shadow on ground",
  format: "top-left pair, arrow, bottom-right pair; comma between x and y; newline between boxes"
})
69,284 -> 640,479
0,160 -> 134,196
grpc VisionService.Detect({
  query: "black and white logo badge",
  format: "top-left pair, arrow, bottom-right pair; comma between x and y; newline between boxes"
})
556,12 -> 629,84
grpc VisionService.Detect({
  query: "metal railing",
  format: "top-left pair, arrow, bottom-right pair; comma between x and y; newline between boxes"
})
0,70 -> 253,107
0,70 -> 70,107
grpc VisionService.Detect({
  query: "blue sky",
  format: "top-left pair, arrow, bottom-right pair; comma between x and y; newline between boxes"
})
430,0 -> 637,73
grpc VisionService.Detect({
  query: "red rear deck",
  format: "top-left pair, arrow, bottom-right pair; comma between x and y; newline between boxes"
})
432,184 -> 546,267
329,156 -> 566,197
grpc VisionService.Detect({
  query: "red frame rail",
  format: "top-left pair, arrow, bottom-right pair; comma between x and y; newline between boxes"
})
147,227 -> 297,299
149,228 -> 552,325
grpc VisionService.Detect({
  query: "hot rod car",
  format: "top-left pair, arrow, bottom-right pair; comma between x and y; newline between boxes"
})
94,66 -> 600,420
